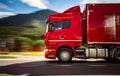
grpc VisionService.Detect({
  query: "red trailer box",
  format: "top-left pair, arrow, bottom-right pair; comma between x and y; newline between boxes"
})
84,4 -> 120,44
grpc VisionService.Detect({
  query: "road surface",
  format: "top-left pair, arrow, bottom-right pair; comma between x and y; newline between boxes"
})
0,57 -> 120,76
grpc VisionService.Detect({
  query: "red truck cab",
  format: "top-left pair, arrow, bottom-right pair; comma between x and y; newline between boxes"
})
45,6 -> 82,60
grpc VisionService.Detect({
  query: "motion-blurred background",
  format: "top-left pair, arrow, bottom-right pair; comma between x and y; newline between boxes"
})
0,0 -> 120,54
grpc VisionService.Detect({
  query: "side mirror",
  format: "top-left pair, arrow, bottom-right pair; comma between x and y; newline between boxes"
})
48,23 -> 55,32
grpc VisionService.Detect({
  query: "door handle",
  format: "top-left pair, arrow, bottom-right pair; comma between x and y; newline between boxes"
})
60,35 -> 64,39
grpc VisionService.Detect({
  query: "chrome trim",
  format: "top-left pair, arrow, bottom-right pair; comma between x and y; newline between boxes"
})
49,40 -> 82,42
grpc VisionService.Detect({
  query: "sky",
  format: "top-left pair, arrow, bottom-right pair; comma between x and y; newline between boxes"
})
0,0 -> 120,19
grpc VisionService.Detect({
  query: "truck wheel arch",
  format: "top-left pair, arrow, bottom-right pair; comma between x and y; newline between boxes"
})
56,46 -> 74,57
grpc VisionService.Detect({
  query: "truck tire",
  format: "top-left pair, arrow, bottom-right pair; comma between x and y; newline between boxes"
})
114,48 -> 120,62
57,48 -> 72,62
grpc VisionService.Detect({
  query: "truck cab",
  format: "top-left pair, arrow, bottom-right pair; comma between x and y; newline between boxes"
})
44,6 -> 82,61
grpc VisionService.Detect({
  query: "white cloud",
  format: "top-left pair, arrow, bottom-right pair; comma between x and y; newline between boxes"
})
80,0 -> 120,4
21,0 -> 49,9
0,12 -> 16,19
0,2 -> 12,10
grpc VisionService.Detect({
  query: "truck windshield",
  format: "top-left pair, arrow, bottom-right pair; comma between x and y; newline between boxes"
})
46,20 -> 71,32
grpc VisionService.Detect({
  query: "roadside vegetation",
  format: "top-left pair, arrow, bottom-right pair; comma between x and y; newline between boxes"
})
0,55 -> 16,58
0,25 -> 45,52
0,25 -> 45,59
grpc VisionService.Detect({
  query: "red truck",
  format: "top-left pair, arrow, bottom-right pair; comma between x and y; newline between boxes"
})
44,3 -> 120,62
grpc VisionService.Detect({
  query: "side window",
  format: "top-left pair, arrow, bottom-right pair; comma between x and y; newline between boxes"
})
53,22 -> 62,30
62,20 -> 71,29
53,20 -> 71,30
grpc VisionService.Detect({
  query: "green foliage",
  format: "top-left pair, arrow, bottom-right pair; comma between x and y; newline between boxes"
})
14,37 -> 44,47
0,25 -> 45,39
0,55 -> 16,58
0,24 -> 45,51
32,40 -> 44,47
13,36 -> 44,51
14,37 -> 31,51
15,36 -> 33,45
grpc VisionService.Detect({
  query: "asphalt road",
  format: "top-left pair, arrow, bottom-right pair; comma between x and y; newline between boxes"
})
0,57 -> 120,76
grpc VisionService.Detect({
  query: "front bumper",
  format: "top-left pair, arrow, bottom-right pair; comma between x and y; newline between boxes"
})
44,46 -> 56,59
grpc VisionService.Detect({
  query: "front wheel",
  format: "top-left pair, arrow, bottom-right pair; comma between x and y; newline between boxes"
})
57,48 -> 72,62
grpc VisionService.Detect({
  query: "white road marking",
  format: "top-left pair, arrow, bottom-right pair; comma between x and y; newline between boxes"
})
88,64 -> 107,67
55,65 -> 72,67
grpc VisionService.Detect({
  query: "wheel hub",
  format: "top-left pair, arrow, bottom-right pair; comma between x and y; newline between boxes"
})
60,51 -> 70,61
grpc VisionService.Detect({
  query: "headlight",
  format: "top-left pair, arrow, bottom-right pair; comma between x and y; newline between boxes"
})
44,48 -> 48,52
